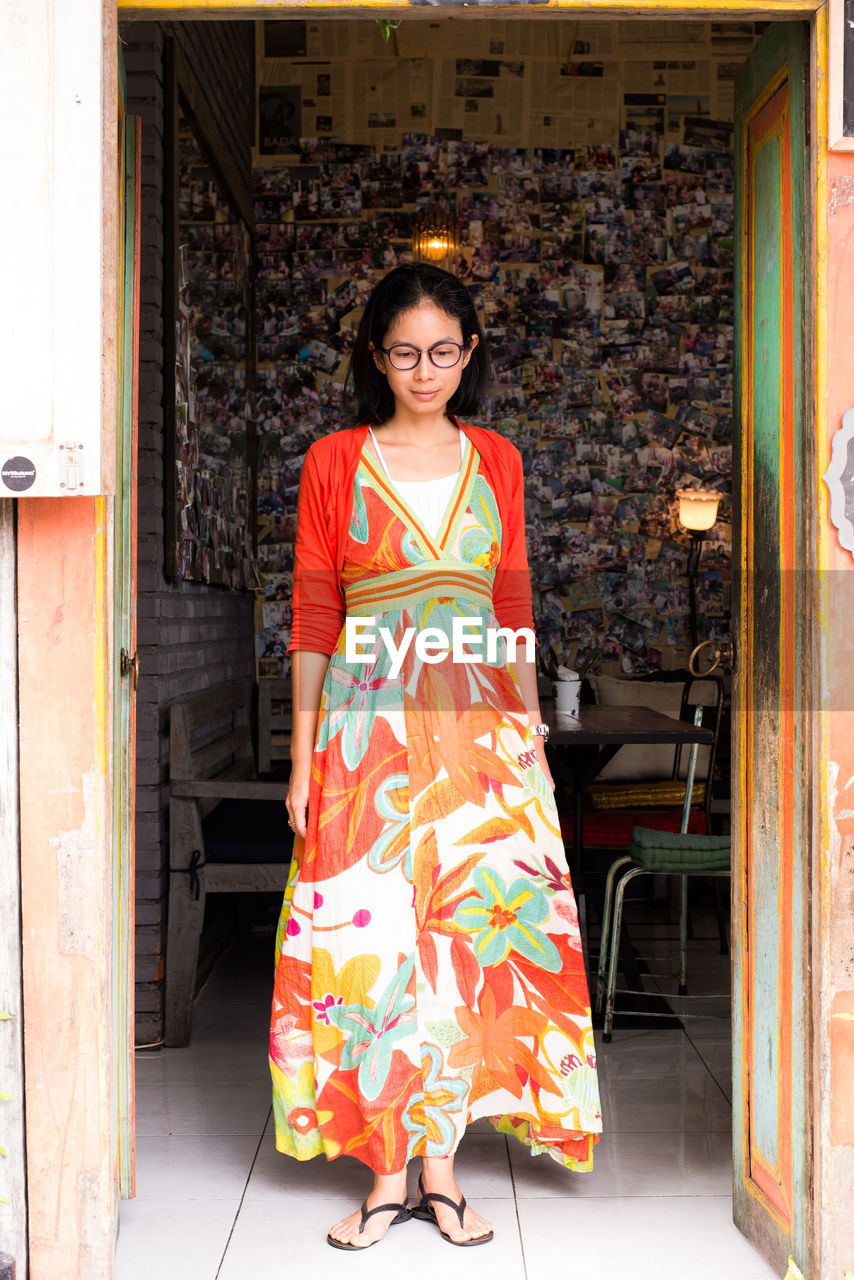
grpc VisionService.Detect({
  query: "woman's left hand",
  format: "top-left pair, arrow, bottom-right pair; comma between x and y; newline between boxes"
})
513,646 -> 555,792
532,735 -> 556,791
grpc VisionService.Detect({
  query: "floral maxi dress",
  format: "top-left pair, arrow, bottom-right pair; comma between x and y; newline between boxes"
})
270,434 -> 602,1173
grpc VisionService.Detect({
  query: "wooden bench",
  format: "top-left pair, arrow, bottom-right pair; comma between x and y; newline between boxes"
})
257,677 -> 292,774
166,679 -> 292,1046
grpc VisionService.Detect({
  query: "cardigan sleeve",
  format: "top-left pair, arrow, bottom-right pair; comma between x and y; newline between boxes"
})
491,442 -> 536,637
287,444 -> 345,656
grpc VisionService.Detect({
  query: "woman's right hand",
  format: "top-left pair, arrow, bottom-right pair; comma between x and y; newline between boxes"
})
285,766 -> 310,840
285,650 -> 331,841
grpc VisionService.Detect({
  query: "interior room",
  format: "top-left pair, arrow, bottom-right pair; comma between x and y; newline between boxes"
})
117,13 -> 775,1277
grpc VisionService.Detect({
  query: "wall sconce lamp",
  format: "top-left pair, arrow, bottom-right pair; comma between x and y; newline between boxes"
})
676,486 -> 722,649
412,212 -> 460,268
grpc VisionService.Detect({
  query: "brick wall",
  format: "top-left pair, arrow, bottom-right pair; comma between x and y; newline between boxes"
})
122,20 -> 254,1043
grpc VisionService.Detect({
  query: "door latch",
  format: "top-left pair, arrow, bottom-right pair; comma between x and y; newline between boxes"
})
689,638 -> 735,676
120,647 -> 140,690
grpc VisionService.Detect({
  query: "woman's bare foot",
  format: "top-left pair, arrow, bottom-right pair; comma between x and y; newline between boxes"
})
327,1170 -> 409,1249
420,1156 -> 493,1244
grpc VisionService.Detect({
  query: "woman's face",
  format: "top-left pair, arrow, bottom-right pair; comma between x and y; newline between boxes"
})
372,300 -> 478,418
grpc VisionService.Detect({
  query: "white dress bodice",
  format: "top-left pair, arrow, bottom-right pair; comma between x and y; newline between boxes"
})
367,428 -> 464,540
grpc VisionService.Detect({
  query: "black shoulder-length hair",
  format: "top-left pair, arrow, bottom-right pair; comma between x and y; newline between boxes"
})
346,262 -> 490,425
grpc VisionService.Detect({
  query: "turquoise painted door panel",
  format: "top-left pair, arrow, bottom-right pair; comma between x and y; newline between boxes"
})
733,21 -> 811,1277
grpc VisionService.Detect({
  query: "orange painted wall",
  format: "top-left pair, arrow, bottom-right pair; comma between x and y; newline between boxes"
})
16,496 -> 117,1279
825,151 -> 854,1149
819,149 -> 854,1279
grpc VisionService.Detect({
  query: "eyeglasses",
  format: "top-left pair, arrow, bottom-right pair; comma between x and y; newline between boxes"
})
379,341 -> 465,370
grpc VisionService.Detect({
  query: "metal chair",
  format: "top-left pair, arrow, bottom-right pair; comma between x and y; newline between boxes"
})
582,671 -> 726,846
595,711 -> 731,1041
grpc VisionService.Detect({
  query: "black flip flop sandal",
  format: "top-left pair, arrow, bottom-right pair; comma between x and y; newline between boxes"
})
410,1174 -> 494,1247
326,1200 -> 411,1251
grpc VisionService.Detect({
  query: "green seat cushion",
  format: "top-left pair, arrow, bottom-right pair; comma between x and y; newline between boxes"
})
629,826 -> 731,872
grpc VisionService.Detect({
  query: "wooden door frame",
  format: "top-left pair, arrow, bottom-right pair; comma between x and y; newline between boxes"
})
16,3 -> 833,1278
732,24 -> 821,1274
0,502 -> 27,1277
111,1 -> 830,1272
12,2 -> 119,1277
114,64 -> 142,1200
118,0 -> 823,18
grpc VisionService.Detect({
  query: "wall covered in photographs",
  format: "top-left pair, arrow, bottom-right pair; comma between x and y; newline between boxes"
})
170,113 -> 260,590
252,18 -> 758,677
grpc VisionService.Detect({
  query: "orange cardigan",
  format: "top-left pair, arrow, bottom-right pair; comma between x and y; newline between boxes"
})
288,421 -> 535,655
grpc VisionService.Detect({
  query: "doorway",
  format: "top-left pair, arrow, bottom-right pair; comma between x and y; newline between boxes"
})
113,8 -> 821,1278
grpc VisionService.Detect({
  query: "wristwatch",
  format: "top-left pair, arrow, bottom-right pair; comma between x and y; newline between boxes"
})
530,723 -> 550,743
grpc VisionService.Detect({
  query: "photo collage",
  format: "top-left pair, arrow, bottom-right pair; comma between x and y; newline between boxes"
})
173,120 -> 260,589
252,24 -> 752,676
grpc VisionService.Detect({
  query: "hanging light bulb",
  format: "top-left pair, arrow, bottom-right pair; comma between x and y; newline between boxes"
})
412,212 -> 460,266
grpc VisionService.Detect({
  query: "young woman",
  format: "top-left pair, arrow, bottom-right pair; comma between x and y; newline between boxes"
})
270,263 -> 601,1251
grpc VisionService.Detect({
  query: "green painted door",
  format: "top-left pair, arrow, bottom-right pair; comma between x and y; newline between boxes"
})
114,51 -> 141,1200
733,22 -> 812,1276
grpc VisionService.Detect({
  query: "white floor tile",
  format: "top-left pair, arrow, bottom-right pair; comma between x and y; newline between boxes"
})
116,1198 -> 237,1280
595,1032 -> 709,1079
134,1077 -> 271,1137
688,1038 -> 733,1101
509,1129 -> 732,1198
133,1134 -> 260,1200
682,1017 -> 734,1042
594,1027 -> 688,1049
121,937 -> 755,1279
219,1197 -> 523,1280
599,1067 -> 731,1132
246,1131 -> 512,1202
190,1002 -> 271,1038
711,1070 -> 732,1103
467,1115 -> 511,1136
135,1040 -> 271,1084
445,1133 -> 513,1195
196,967 -> 274,1007
245,1147 -> 375,1202
517,1195 -> 778,1280
198,955 -> 273,986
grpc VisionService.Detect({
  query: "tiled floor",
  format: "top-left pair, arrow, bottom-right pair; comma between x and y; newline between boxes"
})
117,926 -> 778,1280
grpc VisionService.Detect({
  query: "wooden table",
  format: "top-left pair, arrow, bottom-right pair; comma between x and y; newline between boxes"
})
545,702 -> 715,881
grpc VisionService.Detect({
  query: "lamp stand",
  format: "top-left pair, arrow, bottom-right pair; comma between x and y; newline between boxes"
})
686,530 -> 704,650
